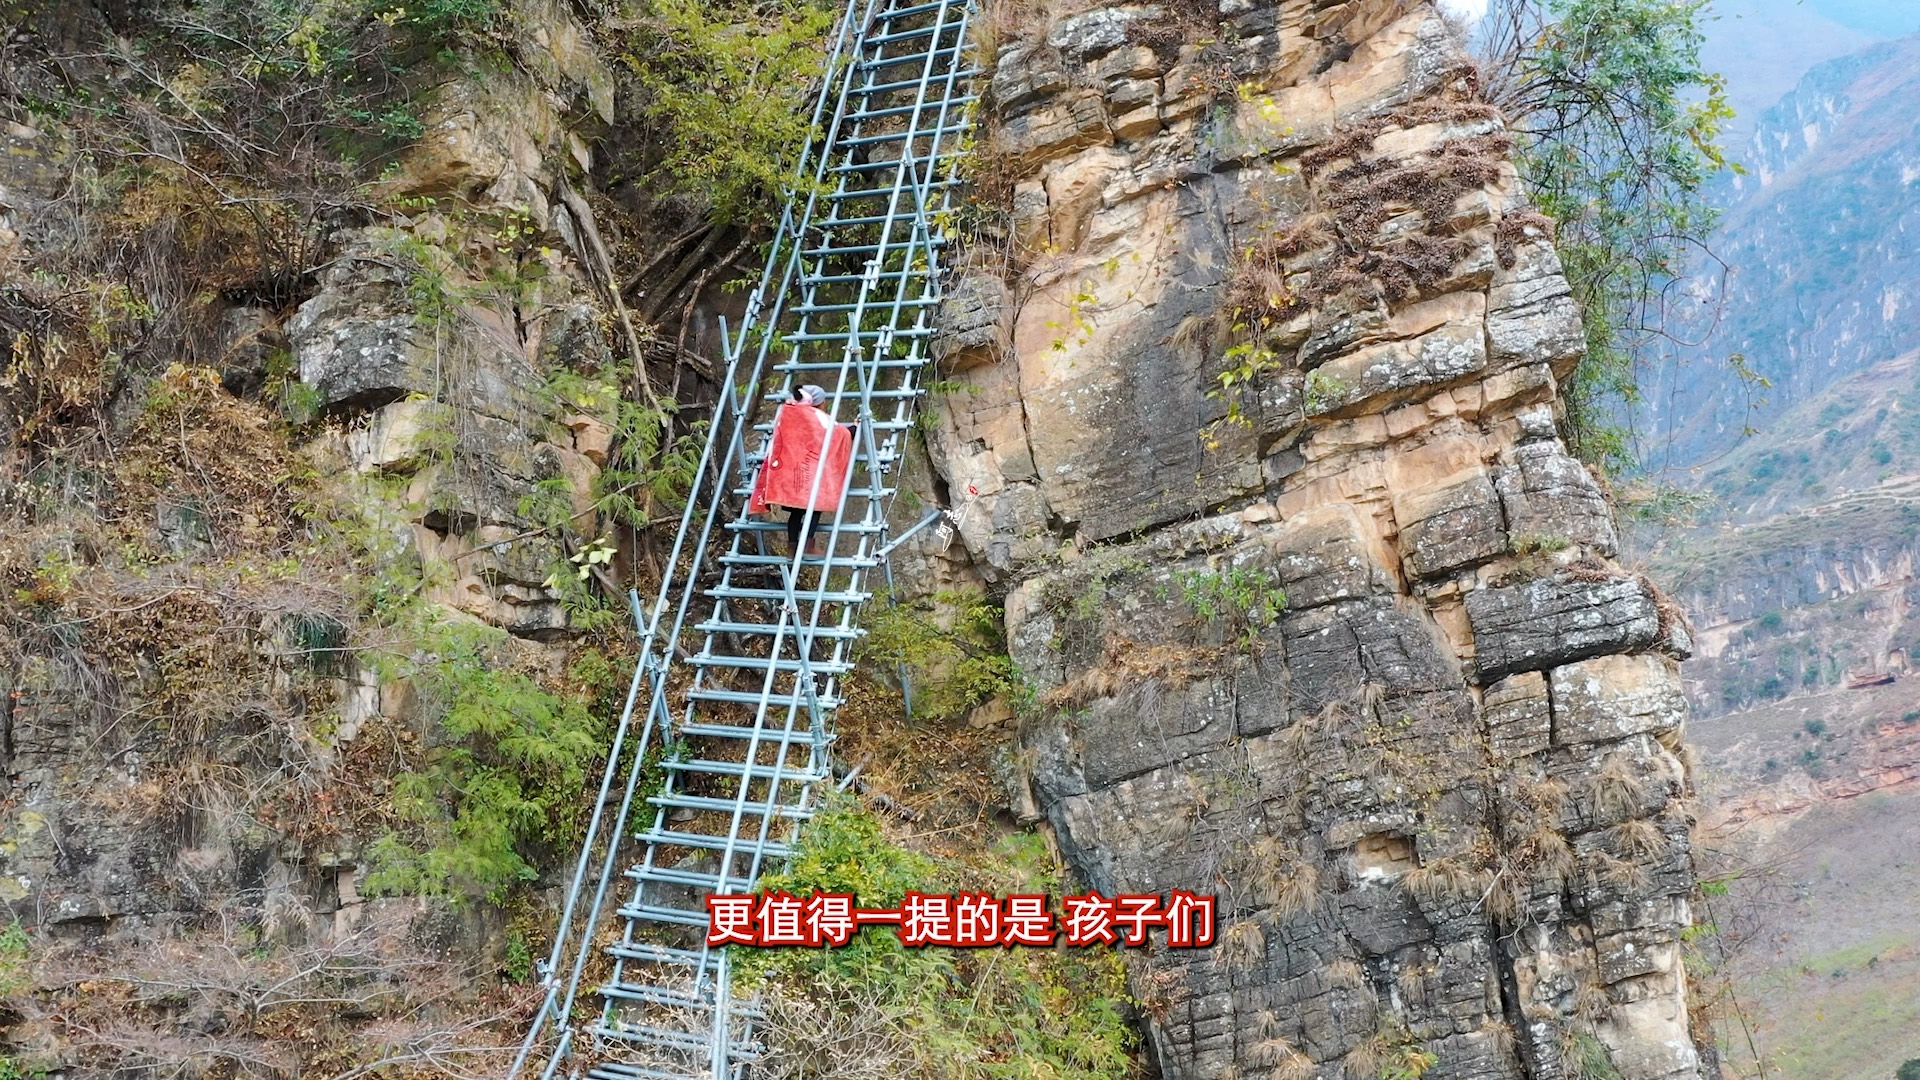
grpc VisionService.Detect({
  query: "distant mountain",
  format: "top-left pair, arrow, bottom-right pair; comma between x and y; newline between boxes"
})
1646,348 -> 1920,1080
1701,0 -> 1877,145
1635,33 -> 1920,473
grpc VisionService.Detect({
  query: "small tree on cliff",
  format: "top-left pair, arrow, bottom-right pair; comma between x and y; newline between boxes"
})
1475,0 -> 1737,471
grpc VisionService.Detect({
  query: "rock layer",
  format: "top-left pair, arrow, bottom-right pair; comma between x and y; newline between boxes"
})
916,1 -> 1706,1076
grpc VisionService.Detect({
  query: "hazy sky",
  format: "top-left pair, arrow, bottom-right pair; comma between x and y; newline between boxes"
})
1437,0 -> 1489,19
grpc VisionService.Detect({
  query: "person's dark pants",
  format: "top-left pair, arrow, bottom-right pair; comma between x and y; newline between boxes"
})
784,508 -> 823,552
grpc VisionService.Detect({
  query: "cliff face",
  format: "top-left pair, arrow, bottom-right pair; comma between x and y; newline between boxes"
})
1,0 -> 644,1067
914,2 -> 1707,1076
4,0 -> 1713,1074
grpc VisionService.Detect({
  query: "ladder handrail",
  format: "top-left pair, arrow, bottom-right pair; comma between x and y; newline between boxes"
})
514,2 -> 979,1075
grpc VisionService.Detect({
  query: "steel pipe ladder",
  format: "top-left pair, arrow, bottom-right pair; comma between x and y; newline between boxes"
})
509,1 -> 979,1076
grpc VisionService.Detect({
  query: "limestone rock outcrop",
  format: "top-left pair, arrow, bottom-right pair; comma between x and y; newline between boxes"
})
915,1 -> 1707,1076
0,0 -> 618,945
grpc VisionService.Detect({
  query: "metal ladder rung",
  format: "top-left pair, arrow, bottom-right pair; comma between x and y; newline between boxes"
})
723,519 -> 887,535
774,355 -> 926,370
703,583 -> 869,603
624,831 -> 797,862
605,940 -> 713,966
583,1063 -> 704,1080
827,181 -> 960,204
858,45 -> 971,76
847,95 -> 977,122
866,18 -> 965,47
799,263 -> 937,280
807,210 -> 945,231
876,0 -> 966,20
835,122 -> 971,151
801,234 -> 946,253
828,156 -> 966,178
589,1020 -> 764,1056
598,982 -> 747,1014
695,619 -> 862,640
843,67 -> 983,98
682,684 -> 848,709
725,479 -> 893,500
781,328 -> 932,342
647,793 -> 816,819
689,652 -> 855,676
676,720 -> 837,743
614,902 -> 726,928
625,863 -> 757,893
660,757 -> 834,781
715,552 -> 881,571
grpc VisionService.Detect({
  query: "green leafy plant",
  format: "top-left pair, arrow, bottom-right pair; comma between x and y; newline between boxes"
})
739,802 -> 1135,1079
362,620 -> 604,901
1172,564 -> 1287,648
0,920 -> 31,996
1381,1043 -> 1440,1080
593,399 -> 707,530
620,0 -> 838,227
1304,368 -> 1348,414
1481,0 -> 1737,470
860,589 -> 1023,719
1567,1031 -> 1625,1080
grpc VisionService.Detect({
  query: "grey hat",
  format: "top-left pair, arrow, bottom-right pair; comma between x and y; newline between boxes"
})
795,384 -> 829,407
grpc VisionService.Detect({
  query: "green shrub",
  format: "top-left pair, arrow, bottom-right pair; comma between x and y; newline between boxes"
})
0,920 -> 29,995
1568,1032 -> 1624,1080
1172,564 -> 1287,648
1895,1058 -> 1920,1080
362,620 -> 604,901
740,802 -> 1136,1080
1502,0 -> 1735,470
860,590 -> 1023,719
620,0 -> 838,227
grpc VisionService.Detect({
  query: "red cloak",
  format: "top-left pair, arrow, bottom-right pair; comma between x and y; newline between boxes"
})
749,401 -> 853,514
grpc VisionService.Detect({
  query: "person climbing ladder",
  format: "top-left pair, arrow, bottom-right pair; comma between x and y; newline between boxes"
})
749,384 -> 854,558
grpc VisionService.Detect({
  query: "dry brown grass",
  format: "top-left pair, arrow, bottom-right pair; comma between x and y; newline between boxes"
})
1479,1016 -> 1517,1059
1041,637 -> 1226,710
1327,957 -> 1367,991
1221,919 -> 1267,967
1520,825 -> 1576,881
813,673 -> 1003,851
1250,838 -> 1323,918
758,982 -> 922,1080
1606,817 -> 1668,860
1593,851 -> 1652,894
1401,857 -> 1488,903
21,903 -> 535,1080
1573,981 -> 1613,1024
1221,90 -> 1509,344
1584,753 -> 1651,823
1341,1035 -> 1385,1080
1252,1036 -> 1314,1080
